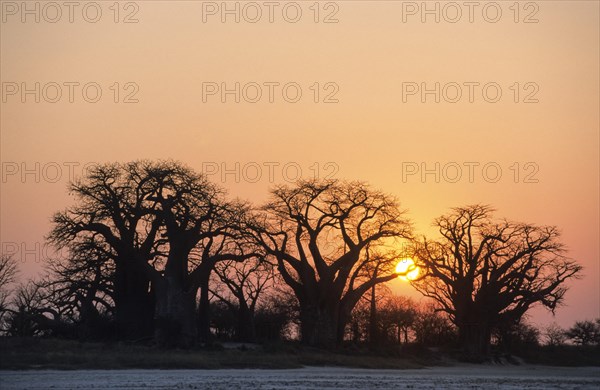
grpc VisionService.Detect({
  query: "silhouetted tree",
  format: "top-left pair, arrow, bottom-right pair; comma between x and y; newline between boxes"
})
565,320 -> 600,346
2,280 -> 74,337
3,282 -> 46,337
347,291 -> 418,346
253,291 -> 294,341
362,250 -> 396,347
142,163 -> 261,346
209,300 -> 236,340
0,254 -> 18,287
0,254 -> 19,333
412,205 -> 582,359
494,319 -> 540,353
44,240 -> 116,339
378,295 -> 418,344
211,257 -> 275,342
49,162 -> 163,339
254,179 -> 412,347
413,304 -> 456,346
49,161 -> 261,347
543,322 -> 567,346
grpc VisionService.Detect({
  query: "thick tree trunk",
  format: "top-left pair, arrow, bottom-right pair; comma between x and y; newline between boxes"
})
114,262 -> 154,340
300,302 -> 338,347
459,320 -> 491,361
154,277 -> 198,348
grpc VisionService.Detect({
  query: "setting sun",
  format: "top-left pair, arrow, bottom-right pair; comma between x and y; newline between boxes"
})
395,258 -> 420,282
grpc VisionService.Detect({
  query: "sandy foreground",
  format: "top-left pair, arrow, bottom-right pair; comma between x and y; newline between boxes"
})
1,365 -> 599,390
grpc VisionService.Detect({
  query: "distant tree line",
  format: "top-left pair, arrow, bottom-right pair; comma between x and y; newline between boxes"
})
0,161 -> 586,360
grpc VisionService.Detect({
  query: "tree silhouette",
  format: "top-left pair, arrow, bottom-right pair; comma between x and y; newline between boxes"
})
543,322 -> 567,346
0,254 -> 19,332
412,205 -> 582,359
1,280 -> 74,337
494,319 -> 540,353
253,179 -> 412,346
211,257 -> 275,342
49,161 -> 261,346
49,162 -> 162,339
142,163 -> 262,346
378,295 -> 418,344
565,320 -> 600,346
44,239 -> 115,339
413,303 -> 456,346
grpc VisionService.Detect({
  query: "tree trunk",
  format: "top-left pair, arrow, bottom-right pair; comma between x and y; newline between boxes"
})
154,276 -> 198,348
236,300 -> 256,342
459,320 -> 491,361
300,301 -> 338,347
114,261 -> 154,340
78,296 -> 101,340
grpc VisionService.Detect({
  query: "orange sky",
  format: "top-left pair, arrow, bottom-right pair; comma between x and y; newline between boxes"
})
1,1 -> 598,329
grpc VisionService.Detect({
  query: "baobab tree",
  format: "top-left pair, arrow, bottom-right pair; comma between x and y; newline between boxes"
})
254,179 -> 412,347
49,160 -> 261,346
412,205 -> 582,359
143,163 -> 261,346
49,162 -> 163,339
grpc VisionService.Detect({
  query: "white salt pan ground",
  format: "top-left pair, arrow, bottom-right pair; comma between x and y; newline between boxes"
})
1,365 -> 599,389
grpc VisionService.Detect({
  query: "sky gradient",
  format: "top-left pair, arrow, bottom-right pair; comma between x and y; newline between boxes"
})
1,0 -> 598,329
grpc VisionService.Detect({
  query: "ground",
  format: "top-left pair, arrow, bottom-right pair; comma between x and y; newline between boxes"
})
1,365 -> 599,390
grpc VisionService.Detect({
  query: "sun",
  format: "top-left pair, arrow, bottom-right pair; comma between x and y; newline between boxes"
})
395,258 -> 420,281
